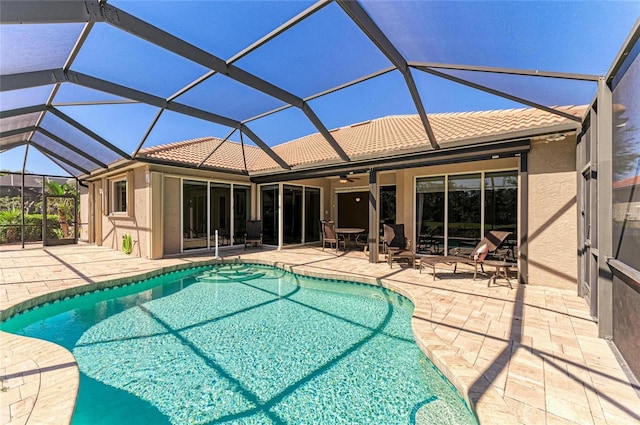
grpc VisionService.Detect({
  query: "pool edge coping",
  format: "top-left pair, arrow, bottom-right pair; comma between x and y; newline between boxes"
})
1,257 -> 516,424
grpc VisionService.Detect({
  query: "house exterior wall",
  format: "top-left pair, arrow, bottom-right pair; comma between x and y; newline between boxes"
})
78,185 -> 89,242
163,176 -> 181,256
83,138 -> 579,288
393,147 -> 577,288
94,166 -> 150,257
528,136 -> 578,286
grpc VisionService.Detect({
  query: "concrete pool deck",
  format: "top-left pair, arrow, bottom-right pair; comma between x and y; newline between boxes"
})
1,243 -> 639,425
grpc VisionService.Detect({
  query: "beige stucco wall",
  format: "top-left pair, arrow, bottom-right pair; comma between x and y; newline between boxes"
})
163,176 -> 181,256
527,137 -> 577,286
95,166 -> 150,257
78,185 -> 89,242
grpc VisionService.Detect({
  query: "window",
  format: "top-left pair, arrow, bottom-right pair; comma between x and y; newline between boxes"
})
380,185 -> 397,235
415,171 -> 517,256
484,171 -> 518,238
448,174 -> 481,250
111,178 -> 127,214
416,177 -> 445,254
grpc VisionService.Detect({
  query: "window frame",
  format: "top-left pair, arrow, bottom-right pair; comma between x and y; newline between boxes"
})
107,172 -> 132,217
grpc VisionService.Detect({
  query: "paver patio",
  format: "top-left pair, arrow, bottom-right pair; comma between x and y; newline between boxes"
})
1,243 -> 639,425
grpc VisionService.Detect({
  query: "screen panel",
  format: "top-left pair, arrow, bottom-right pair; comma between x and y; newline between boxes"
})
57,103 -> 160,156
308,70 -> 415,131
0,24 -> 84,75
174,73 -> 286,122
142,110 -> 239,150
71,23 -> 209,98
236,2 -> 391,98
53,84 -> 132,105
111,0 -> 314,60
424,68 -> 597,110
40,113 -> 122,164
244,107 -> 317,147
0,113 -> 41,132
0,86 -> 53,111
362,0 -> 639,75
31,132 -> 102,173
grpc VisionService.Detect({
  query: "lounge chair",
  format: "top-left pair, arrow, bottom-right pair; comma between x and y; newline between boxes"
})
418,230 -> 512,280
244,220 -> 263,250
383,224 -> 415,268
321,221 -> 344,252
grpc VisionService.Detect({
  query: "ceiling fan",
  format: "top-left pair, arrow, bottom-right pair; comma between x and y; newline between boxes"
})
339,174 -> 360,183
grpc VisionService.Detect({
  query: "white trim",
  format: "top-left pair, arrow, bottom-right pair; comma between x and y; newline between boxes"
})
108,174 -> 128,216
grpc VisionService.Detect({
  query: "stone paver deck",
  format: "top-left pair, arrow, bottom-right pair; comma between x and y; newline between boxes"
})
1,243 -> 639,425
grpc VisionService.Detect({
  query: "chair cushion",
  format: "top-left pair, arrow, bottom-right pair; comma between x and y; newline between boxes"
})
473,244 -> 488,261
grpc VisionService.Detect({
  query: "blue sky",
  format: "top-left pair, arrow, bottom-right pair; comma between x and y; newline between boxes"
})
1,0 -> 638,176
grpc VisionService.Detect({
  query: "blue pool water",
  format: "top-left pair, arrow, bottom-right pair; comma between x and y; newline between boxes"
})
1,264 -> 477,425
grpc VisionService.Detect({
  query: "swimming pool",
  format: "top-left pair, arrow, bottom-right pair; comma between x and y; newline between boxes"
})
1,263 -> 477,424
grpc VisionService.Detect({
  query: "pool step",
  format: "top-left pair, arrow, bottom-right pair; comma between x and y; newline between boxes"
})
196,266 -> 265,283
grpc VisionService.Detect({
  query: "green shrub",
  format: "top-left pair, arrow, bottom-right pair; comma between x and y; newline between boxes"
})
0,214 -> 61,244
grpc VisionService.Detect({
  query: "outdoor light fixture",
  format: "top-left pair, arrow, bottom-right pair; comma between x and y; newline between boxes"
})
339,175 -> 348,183
355,196 -> 361,203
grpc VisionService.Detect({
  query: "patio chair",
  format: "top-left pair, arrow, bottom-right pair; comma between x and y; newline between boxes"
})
383,224 -> 415,268
244,220 -> 263,250
322,221 -> 344,252
418,230 -> 512,280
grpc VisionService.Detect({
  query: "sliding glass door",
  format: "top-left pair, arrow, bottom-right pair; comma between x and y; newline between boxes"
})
485,171 -> 518,237
416,177 -> 445,254
305,187 -> 321,243
283,185 -> 303,245
210,183 -> 230,246
233,185 -> 251,245
183,180 -> 251,251
261,185 -> 279,245
448,174 -> 481,252
183,180 -> 208,250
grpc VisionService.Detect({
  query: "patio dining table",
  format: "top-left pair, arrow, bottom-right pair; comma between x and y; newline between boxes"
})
334,227 -> 366,250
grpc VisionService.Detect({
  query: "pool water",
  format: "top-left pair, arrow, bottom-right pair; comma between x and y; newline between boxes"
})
1,264 -> 477,425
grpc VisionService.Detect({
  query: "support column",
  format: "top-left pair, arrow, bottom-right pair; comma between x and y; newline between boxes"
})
596,77 -> 613,339
368,169 -> 378,263
21,145 -> 29,249
519,153 -> 529,285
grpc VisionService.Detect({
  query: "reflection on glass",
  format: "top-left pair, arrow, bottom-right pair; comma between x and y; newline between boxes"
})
261,185 -> 279,245
448,174 -> 481,253
182,180 -> 207,250
283,185 -> 303,245
380,186 -> 396,236
233,185 -> 250,245
209,183 -> 230,247
416,177 -> 445,255
485,172 -> 517,236
305,187 -> 321,243
612,42 -> 640,271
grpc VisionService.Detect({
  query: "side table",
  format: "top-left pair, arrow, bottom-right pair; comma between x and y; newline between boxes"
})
484,260 -> 516,289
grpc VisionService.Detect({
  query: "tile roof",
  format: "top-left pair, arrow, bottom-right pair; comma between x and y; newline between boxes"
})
138,105 -> 586,174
